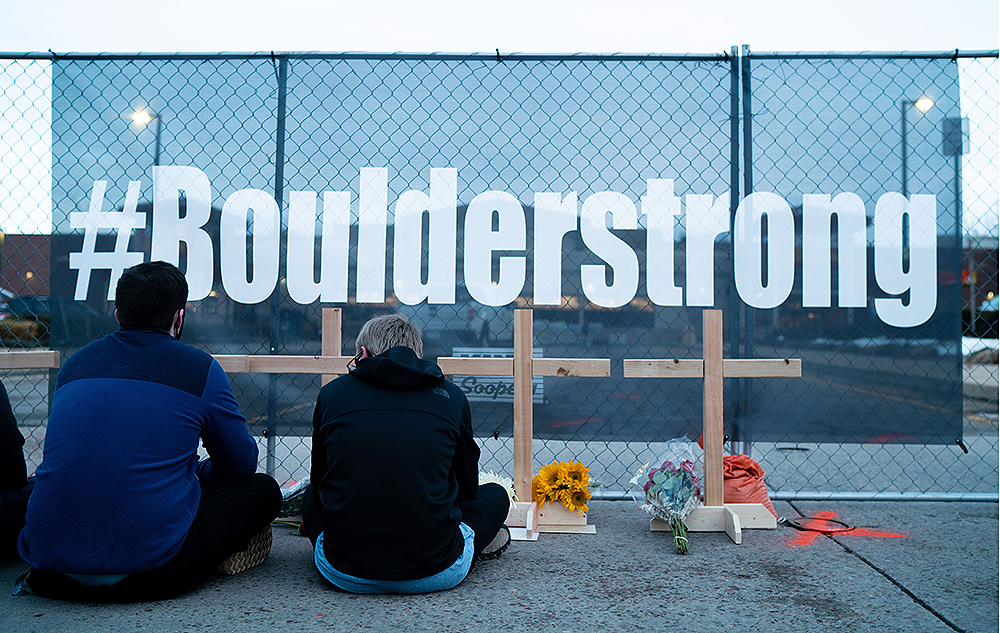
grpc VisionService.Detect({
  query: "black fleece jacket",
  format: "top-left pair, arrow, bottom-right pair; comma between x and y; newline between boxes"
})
0,381 -> 27,490
310,346 -> 480,580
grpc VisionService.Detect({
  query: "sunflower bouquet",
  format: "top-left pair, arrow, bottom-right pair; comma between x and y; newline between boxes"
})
532,460 -> 592,514
630,439 -> 702,554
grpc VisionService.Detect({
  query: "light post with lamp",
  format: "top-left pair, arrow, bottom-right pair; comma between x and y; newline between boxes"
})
899,96 -> 934,196
131,109 -> 163,166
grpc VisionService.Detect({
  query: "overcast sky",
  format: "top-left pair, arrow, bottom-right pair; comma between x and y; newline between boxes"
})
1,0 -> 998,54
1,0 -> 997,235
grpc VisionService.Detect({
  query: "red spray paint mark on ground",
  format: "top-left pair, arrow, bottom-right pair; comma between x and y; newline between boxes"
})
547,418 -> 601,429
611,393 -> 644,400
787,511 -> 906,547
866,433 -> 918,444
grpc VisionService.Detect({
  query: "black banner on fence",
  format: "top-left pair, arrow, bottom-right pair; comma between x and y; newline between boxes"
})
48,53 -> 962,445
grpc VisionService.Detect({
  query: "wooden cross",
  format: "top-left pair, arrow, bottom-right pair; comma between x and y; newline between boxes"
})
213,307 -> 609,537
213,307 -> 351,381
210,308 -> 352,474
5,308 -> 608,538
437,308 -> 610,536
623,309 -> 801,544
0,350 -> 61,371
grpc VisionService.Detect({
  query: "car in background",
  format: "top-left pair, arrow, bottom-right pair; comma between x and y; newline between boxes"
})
965,296 -> 999,339
1,296 -> 49,344
0,287 -> 14,320
0,296 -> 118,347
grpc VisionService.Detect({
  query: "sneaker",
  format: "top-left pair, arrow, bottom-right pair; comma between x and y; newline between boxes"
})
476,525 -> 510,561
218,525 -> 272,575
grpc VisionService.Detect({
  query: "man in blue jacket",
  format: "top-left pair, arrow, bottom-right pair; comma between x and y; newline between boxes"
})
18,261 -> 281,601
304,313 -> 511,593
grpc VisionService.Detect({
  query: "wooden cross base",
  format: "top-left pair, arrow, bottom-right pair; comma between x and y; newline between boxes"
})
505,501 -> 539,541
650,503 -> 778,544
504,499 -> 597,539
537,502 -> 596,534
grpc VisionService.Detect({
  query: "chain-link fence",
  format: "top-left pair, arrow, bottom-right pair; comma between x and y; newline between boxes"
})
2,50 -> 997,500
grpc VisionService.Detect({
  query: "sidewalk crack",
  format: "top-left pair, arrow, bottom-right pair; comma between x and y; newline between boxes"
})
787,502 -> 965,632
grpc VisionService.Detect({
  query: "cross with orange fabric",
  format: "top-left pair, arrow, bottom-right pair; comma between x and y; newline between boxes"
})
624,309 -> 802,544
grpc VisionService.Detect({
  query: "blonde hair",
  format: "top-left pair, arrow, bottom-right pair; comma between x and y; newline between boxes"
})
356,313 -> 423,357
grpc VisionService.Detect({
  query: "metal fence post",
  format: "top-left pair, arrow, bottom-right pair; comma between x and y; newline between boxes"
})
266,54 -> 289,478
727,45 -> 744,454
739,44 -> 755,456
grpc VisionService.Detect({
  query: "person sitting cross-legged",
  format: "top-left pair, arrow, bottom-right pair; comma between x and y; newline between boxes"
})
17,261 -> 281,602
302,313 -> 511,594
1,380 -> 34,560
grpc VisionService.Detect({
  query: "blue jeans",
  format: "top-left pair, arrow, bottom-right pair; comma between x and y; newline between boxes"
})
314,522 -> 475,594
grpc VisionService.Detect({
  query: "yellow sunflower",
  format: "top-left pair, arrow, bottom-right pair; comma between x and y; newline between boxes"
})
531,474 -> 549,506
564,461 -> 590,487
538,462 -> 563,489
533,460 -> 593,510
553,463 -> 573,488
563,487 -> 592,514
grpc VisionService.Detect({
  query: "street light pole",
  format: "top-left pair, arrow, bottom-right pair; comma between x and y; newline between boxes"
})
152,114 -> 162,167
900,100 -> 909,197
899,96 -> 934,197
131,109 -> 163,166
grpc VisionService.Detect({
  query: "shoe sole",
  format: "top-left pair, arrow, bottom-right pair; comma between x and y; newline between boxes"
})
218,525 -> 272,575
476,526 -> 510,561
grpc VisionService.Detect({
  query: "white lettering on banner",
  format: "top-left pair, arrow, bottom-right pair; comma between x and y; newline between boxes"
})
580,192 -> 640,308
286,190 -> 350,303
394,168 -> 457,305
220,189 -> 280,304
69,180 -> 145,300
533,191 -> 578,305
151,166 -> 214,301
802,193 -> 867,308
356,167 -> 389,303
464,191 -> 526,306
644,179 -> 683,306
73,168 -> 942,327
734,192 -> 796,309
873,193 -> 937,327
684,193 -> 730,306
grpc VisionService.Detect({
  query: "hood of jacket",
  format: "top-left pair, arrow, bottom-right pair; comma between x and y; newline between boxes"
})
348,345 -> 444,390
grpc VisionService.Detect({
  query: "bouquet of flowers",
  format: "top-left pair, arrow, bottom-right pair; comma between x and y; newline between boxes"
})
630,439 -> 702,554
278,478 -> 310,517
532,460 -> 592,514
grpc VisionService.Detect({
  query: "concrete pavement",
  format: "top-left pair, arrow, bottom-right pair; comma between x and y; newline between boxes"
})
3,499 -> 997,633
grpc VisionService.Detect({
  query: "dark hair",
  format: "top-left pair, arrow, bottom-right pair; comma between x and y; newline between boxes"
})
114,261 -> 189,330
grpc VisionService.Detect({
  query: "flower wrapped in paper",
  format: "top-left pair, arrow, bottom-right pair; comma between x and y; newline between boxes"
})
479,470 -> 517,508
630,438 -> 702,553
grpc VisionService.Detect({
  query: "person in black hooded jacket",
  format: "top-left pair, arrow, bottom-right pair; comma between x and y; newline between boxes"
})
303,313 -> 510,594
1,380 -> 33,559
